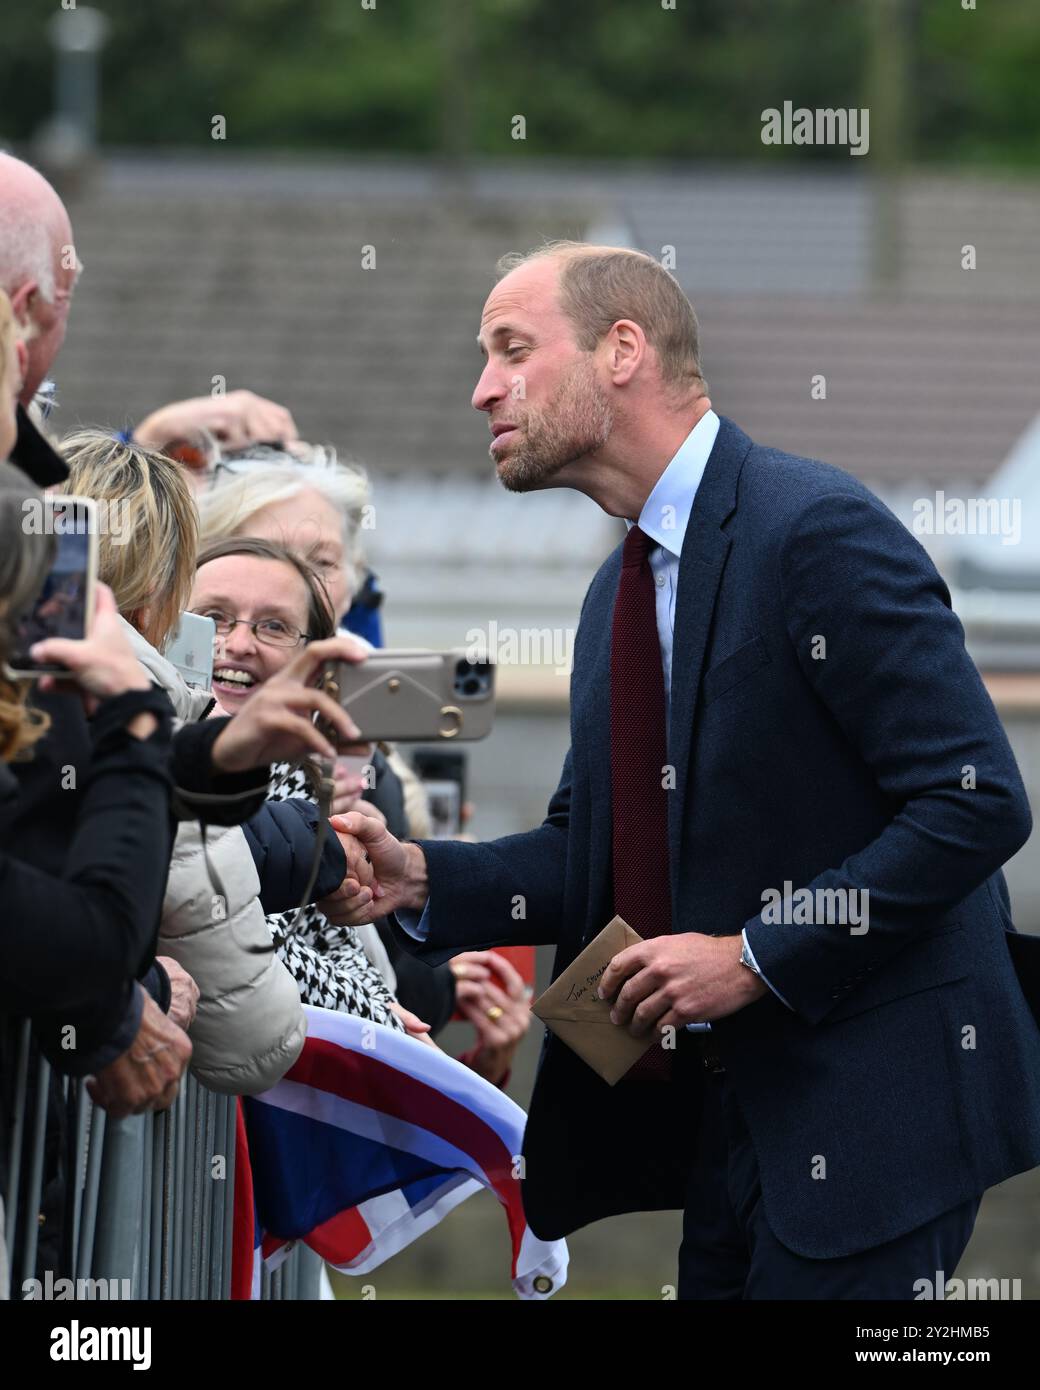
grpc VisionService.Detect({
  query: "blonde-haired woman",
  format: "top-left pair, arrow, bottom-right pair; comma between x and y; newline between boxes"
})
59,432 -> 200,653
60,432 -> 407,1067
59,430 -> 308,1093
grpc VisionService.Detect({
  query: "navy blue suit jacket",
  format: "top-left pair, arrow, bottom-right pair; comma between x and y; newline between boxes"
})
398,416 -> 1040,1257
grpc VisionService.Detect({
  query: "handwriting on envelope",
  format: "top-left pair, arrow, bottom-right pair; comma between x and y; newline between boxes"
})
531,915 -> 656,1085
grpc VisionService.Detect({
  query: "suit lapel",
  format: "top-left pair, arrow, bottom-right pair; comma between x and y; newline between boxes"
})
665,417 -> 753,916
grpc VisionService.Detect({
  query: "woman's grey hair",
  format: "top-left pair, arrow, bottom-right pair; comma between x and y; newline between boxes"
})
196,445 -> 371,601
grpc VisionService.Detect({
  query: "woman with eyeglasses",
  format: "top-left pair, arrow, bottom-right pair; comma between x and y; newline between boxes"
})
189,535 -> 426,1035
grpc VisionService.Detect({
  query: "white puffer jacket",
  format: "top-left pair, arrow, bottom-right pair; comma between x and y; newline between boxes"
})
123,619 -> 306,1094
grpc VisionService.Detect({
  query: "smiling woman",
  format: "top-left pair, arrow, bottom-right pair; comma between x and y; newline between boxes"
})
190,536 -> 336,715
188,532 -> 406,1032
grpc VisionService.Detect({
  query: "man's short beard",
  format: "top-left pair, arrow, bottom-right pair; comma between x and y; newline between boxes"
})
496,356 -> 613,493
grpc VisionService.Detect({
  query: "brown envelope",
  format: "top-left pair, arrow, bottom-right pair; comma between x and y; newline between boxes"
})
531,915 -> 654,1085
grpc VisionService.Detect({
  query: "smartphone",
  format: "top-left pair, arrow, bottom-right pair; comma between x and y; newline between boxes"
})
321,649 -> 495,742
412,748 -> 467,837
165,611 -> 216,690
3,496 -> 98,679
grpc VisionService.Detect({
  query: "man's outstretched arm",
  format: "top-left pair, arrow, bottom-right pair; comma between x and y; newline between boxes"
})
323,747 -> 575,967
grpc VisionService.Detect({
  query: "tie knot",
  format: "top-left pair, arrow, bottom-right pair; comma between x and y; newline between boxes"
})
622,524 -> 655,567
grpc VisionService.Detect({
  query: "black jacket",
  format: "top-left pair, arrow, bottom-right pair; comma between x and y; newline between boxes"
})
243,796 -> 347,914
2,691 -> 270,1069
0,688 -> 177,1069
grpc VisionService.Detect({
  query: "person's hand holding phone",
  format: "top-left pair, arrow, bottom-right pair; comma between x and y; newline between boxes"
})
209,634 -> 372,773
31,583 -> 152,718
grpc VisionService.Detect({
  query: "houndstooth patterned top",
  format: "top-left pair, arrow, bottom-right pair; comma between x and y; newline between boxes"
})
264,762 -> 405,1031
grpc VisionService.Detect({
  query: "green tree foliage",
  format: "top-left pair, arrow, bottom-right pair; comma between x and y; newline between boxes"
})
0,0 -> 1035,168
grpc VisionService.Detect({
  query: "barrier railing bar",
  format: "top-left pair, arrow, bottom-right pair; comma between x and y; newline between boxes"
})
220,1101 -> 236,1301
172,1081 -> 187,1296
75,1103 -> 106,1287
139,1111 -> 153,1298
70,1083 -> 90,1281
209,1096 -> 227,1300
19,1051 -> 52,1284
3,1020 -> 32,1269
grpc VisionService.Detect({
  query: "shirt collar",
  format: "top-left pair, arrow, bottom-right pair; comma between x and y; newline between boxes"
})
625,408 -> 720,558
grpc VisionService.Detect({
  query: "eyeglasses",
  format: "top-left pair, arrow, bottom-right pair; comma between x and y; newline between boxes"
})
194,610 -> 313,648
204,445 -> 342,491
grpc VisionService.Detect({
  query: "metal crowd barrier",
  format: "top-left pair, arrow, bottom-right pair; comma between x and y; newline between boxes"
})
4,1021 -> 323,1300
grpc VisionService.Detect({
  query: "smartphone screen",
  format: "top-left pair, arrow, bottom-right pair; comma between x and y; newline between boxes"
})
7,498 -> 95,675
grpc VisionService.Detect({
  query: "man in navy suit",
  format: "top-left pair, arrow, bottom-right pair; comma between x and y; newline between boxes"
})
333,242 -> 1040,1299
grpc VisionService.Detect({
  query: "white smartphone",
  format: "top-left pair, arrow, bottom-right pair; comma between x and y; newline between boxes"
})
3,495 -> 98,679
165,611 -> 216,690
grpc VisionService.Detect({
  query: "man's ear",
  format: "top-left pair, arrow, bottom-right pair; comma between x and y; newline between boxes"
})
606,319 -> 645,387
8,280 -> 37,327
15,337 -> 28,392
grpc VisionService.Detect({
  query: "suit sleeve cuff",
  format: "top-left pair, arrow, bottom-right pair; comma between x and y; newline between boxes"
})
742,925 -> 796,1011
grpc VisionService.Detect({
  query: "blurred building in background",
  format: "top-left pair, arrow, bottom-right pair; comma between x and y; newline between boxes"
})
5,0 -> 1037,1296
44,153 -> 1040,934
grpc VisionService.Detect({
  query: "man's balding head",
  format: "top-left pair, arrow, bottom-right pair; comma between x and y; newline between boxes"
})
0,153 -> 78,404
494,241 -> 706,396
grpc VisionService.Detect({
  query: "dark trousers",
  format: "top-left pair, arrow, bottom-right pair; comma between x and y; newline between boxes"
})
677,1068 -> 982,1300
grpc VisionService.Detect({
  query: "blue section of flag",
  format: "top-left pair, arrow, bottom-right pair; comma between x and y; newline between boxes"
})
246,1099 -> 444,1238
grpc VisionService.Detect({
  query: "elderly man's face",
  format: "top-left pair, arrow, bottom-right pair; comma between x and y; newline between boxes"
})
472,258 -> 613,493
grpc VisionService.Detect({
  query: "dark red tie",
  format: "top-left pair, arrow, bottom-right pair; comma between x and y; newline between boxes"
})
610,524 -> 673,1081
